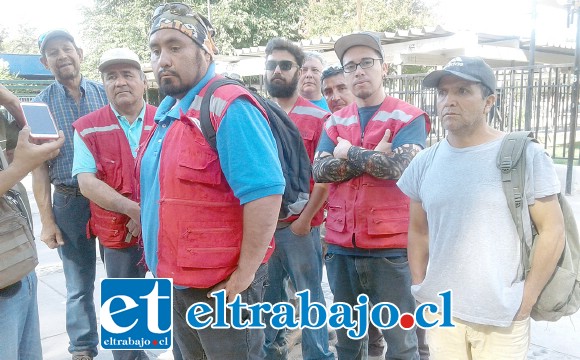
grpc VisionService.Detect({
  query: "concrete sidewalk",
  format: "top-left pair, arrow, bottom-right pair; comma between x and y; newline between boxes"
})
25,172 -> 580,360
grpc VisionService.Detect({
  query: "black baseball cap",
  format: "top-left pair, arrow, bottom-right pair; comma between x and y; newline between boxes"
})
423,56 -> 496,92
334,32 -> 384,65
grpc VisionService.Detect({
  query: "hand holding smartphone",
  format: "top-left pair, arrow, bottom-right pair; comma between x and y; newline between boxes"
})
20,102 -> 60,140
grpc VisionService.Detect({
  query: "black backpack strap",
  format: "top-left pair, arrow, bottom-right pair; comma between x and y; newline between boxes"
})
198,78 -> 245,151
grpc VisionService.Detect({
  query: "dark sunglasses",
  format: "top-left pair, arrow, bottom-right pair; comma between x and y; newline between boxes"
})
265,60 -> 298,71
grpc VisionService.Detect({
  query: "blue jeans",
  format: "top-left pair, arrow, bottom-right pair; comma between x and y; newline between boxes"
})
0,272 -> 42,359
172,263 -> 268,360
99,244 -> 148,360
325,253 -> 419,360
264,226 -> 333,360
53,191 -> 98,357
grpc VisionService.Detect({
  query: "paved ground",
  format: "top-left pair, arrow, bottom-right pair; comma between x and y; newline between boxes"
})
26,168 -> 580,360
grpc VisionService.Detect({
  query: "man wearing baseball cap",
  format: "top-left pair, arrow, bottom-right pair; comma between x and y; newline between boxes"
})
397,57 -> 564,359
313,31 -> 430,359
138,3 -> 284,359
32,29 -> 108,360
71,48 -> 155,360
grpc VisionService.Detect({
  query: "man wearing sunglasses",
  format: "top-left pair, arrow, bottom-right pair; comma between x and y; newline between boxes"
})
262,37 -> 333,360
139,4 -> 284,359
313,32 -> 430,359
32,29 -> 108,360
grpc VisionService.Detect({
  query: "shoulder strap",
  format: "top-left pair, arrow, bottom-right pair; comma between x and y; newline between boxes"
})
0,145 -> 8,171
199,78 -> 247,151
497,131 -> 536,275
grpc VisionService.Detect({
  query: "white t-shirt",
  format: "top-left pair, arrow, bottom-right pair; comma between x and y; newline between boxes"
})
397,136 -> 560,326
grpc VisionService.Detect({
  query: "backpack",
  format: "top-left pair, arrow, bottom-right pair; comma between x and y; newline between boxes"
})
497,131 -> 580,321
199,78 -> 311,220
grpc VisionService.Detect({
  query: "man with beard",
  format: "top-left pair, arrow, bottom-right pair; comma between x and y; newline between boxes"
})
299,52 -> 330,111
32,29 -> 107,360
313,32 -> 430,359
262,37 -> 333,360
138,4 -> 284,359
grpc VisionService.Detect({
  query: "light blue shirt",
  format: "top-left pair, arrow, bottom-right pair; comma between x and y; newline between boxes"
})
310,97 -> 330,111
72,103 -> 146,177
140,63 -> 285,276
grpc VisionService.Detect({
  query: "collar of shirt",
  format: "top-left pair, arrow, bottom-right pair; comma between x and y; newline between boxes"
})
55,76 -> 87,98
110,101 -> 146,127
154,63 -> 216,125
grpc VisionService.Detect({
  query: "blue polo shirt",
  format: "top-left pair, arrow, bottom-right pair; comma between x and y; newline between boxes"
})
309,97 -> 330,111
140,63 -> 285,276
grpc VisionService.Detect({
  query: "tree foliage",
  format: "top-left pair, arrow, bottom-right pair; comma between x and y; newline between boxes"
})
80,0 -> 308,79
301,0 -> 433,38
0,25 -> 38,54
79,0 -> 432,79
210,0 -> 306,53
80,0 -> 159,79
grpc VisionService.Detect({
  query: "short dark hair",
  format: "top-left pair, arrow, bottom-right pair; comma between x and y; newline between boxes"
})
321,65 -> 344,83
265,38 -> 305,67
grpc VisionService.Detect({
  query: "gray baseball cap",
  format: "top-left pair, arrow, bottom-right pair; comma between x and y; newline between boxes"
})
423,56 -> 496,92
334,32 -> 384,65
38,29 -> 76,55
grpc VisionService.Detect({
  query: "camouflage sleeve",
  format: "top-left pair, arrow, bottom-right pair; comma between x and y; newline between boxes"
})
346,144 -> 421,180
312,153 -> 364,183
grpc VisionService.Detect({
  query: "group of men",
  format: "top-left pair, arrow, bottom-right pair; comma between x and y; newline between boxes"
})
0,2 -> 565,360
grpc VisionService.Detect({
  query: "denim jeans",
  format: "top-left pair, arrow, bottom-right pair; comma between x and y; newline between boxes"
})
263,226 -> 333,360
100,244 -> 148,360
325,253 -> 419,360
172,263 -> 268,360
53,191 -> 98,357
0,271 -> 42,359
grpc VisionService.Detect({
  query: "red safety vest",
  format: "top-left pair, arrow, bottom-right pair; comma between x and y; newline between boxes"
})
136,76 -> 275,288
286,96 -> 330,226
324,97 -> 430,249
72,104 -> 156,248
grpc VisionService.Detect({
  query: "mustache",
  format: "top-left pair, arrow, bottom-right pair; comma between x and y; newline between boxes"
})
158,69 -> 179,78
270,75 -> 286,82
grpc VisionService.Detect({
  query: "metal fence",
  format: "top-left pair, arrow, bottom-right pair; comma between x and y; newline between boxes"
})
385,64 -> 579,161
3,65 -> 579,162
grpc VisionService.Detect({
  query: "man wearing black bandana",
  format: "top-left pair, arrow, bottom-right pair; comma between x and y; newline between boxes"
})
137,3 -> 285,359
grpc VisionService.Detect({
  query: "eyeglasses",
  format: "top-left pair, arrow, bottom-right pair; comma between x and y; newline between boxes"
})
343,58 -> 382,73
265,60 -> 299,71
152,2 -> 193,22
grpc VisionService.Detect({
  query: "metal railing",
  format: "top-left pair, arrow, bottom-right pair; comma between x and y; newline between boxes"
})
385,64 -> 578,161
0,79 -> 53,99
3,66 -> 578,162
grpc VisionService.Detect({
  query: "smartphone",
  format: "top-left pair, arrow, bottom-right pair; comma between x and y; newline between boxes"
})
20,102 -> 60,139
